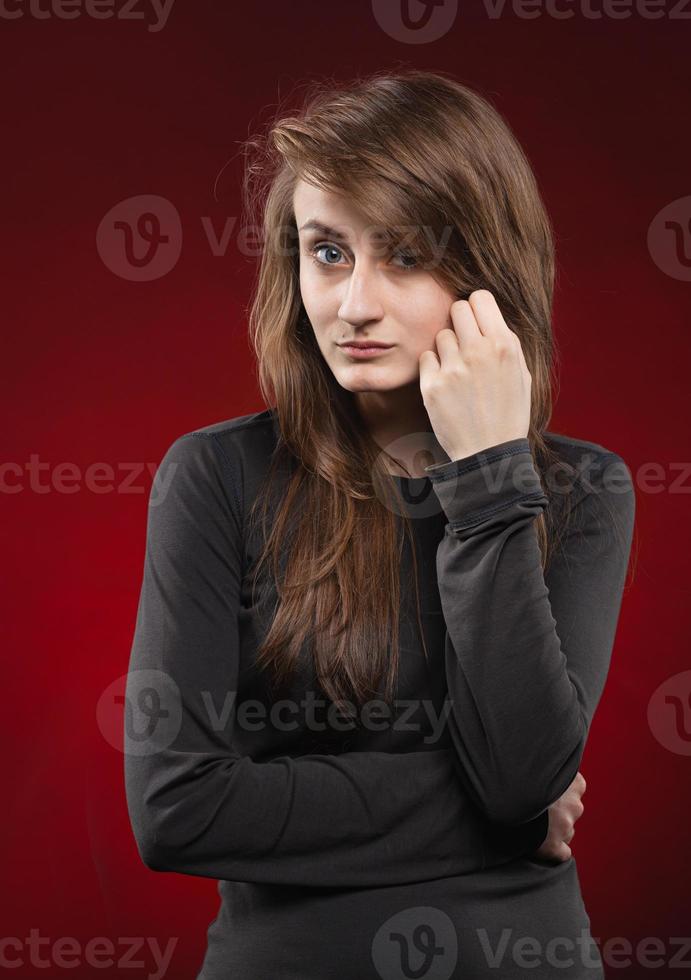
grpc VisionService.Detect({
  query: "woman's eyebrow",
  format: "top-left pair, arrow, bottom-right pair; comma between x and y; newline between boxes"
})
298,220 -> 352,242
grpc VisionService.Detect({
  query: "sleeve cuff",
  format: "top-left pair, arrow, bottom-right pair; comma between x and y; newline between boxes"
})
424,438 -> 548,528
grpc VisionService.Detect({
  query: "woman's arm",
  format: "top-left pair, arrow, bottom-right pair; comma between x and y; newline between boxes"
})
425,437 -> 635,827
124,432 -> 546,889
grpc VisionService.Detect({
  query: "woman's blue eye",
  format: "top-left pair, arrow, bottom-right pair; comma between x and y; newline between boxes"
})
308,243 -> 418,272
311,243 -> 343,265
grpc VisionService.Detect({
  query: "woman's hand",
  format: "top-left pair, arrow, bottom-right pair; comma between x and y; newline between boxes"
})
532,771 -> 587,863
419,290 -> 532,462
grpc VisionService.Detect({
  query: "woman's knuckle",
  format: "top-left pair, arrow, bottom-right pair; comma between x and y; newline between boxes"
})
492,338 -> 511,358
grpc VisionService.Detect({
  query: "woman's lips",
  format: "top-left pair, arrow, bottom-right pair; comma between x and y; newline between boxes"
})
338,345 -> 394,359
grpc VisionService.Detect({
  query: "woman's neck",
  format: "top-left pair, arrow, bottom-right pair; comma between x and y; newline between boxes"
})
353,386 -> 445,478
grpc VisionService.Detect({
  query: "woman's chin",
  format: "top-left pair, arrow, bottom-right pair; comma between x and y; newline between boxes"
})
334,368 -> 416,394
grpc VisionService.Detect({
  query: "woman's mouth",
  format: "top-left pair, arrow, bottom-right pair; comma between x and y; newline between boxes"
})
338,344 -> 395,359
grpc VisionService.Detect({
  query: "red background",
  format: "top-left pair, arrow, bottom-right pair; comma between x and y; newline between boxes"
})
2,2 -> 690,978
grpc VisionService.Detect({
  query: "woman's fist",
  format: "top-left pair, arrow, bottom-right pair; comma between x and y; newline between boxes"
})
419,289 -> 532,462
532,771 -> 587,863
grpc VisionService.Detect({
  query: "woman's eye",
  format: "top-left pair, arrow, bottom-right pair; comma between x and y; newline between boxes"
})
310,243 -> 345,266
307,242 -> 419,272
392,251 -> 418,271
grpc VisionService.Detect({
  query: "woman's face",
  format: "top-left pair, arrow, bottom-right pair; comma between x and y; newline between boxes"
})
293,178 -> 456,396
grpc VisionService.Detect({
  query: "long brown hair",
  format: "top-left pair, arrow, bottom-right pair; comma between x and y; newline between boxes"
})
237,68 -> 626,711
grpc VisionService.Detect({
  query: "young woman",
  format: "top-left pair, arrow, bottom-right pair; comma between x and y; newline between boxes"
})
125,69 -> 636,979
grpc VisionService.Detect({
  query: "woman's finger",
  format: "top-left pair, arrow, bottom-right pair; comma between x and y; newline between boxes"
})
449,298 -> 481,348
466,289 -> 509,339
553,840 -> 572,861
434,327 -> 461,366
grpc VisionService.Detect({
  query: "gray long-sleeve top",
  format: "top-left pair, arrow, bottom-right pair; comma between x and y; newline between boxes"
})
124,408 -> 635,978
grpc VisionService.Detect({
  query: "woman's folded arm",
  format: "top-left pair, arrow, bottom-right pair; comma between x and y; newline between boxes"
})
124,432 -> 546,888
425,437 -> 635,827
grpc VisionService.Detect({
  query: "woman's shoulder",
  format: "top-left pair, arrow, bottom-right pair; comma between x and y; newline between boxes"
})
181,407 -> 277,443
156,408 -> 281,523
542,429 -> 633,492
541,430 -> 636,547
172,408 -> 279,468
543,428 -> 628,465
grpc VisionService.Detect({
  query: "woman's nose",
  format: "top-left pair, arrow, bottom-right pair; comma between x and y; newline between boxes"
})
337,264 -> 385,326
